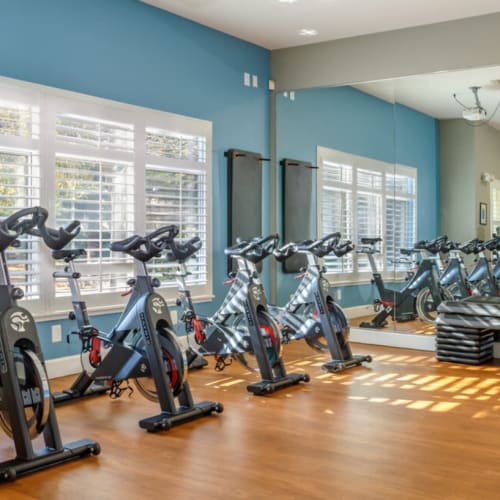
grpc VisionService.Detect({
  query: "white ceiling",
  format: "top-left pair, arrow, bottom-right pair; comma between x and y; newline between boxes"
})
354,66 -> 500,128
141,0 -> 500,49
140,1 -> 500,127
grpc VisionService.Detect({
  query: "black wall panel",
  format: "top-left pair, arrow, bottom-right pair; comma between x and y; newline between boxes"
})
281,158 -> 314,273
226,149 -> 263,271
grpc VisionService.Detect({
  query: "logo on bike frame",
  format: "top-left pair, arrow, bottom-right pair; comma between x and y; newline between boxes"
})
151,297 -> 165,315
10,311 -> 30,333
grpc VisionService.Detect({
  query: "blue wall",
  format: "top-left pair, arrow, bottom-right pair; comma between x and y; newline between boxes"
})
276,86 -> 440,306
0,0 -> 271,358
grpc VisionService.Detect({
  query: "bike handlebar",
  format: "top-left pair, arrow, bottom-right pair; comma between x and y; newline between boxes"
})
225,234 -> 279,263
459,238 -> 482,255
0,207 -> 49,251
31,219 -> 81,250
146,225 -> 179,243
110,234 -> 163,262
413,235 -> 448,254
273,241 -> 298,262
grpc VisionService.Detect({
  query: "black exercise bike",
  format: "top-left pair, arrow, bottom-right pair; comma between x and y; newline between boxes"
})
269,233 -> 372,372
50,223 -> 223,431
359,236 -> 451,327
182,234 -> 310,395
0,207 -> 99,482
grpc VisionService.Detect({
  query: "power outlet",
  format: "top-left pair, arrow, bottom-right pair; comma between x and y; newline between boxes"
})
170,309 -> 177,323
51,324 -> 62,343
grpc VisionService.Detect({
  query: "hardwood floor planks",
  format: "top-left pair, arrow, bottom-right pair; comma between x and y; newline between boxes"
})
0,342 -> 499,499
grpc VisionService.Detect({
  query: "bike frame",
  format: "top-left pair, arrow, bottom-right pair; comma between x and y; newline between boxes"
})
53,247 -> 221,430
439,249 -> 470,299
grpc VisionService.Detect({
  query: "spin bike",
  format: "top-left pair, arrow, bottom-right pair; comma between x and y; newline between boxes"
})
458,238 -> 499,296
50,224 -> 222,431
166,235 -> 254,373
439,239 -> 471,300
0,207 -> 99,482
185,234 -> 310,395
359,236 -> 450,327
270,233 -> 372,372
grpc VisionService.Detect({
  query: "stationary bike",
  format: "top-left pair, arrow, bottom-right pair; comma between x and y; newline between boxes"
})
458,238 -> 499,296
165,235 -> 254,373
0,207 -> 99,482
439,239 -> 471,300
359,236 -> 450,327
50,224 -> 223,431
208,234 -> 309,394
270,233 -> 372,372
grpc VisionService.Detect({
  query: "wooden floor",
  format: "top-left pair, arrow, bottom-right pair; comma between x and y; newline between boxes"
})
1,342 -> 499,499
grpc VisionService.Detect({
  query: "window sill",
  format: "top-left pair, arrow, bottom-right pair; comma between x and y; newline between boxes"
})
34,293 -> 215,322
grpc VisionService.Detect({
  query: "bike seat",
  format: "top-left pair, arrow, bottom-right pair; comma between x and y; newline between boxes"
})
360,237 -> 382,245
51,248 -> 87,262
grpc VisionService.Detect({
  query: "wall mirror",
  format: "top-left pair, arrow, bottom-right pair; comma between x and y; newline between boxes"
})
275,64 -> 500,343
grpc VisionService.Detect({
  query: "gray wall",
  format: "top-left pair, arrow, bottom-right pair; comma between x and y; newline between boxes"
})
272,13 -> 500,90
440,120 -> 500,242
475,125 -> 500,239
440,120 -> 476,242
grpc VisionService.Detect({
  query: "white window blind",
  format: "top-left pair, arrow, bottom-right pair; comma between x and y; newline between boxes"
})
0,93 -> 41,300
146,127 -> 206,163
318,146 -> 417,281
490,180 -> 500,236
54,155 -> 135,296
0,149 -> 41,298
0,100 -> 39,139
144,123 -> 209,290
56,113 -> 134,153
0,76 -> 213,316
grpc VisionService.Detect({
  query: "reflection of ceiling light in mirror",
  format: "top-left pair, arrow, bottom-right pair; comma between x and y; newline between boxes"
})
299,29 -> 318,36
453,86 -> 500,126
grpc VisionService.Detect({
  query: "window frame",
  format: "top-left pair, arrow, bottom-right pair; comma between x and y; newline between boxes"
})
317,146 -> 418,284
0,75 -> 213,319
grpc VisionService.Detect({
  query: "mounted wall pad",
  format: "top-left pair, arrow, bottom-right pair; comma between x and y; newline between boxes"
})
281,158 -> 315,273
226,149 -> 265,272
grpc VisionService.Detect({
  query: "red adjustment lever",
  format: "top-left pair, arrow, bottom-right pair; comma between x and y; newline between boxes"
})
294,272 -> 306,280
223,279 -> 235,286
89,336 -> 102,367
193,318 -> 206,343
121,288 -> 133,297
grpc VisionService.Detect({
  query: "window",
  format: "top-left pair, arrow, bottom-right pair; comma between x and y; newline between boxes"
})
0,77 -> 212,316
490,180 -> 500,236
318,146 -> 417,281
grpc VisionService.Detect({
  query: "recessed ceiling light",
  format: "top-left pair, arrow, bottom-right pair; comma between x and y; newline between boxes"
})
298,29 -> 318,37
278,0 -> 298,4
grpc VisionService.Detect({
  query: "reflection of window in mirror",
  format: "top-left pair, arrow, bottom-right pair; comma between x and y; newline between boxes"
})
490,180 -> 500,236
317,146 -> 416,282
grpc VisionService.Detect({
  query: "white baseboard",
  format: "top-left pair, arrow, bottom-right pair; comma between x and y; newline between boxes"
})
45,354 -> 82,379
350,327 -> 436,351
344,304 -> 373,319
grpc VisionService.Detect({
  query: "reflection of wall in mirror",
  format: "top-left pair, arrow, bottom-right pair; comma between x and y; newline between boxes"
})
276,85 -> 439,306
